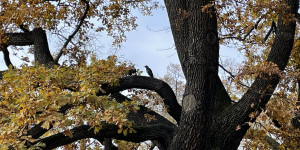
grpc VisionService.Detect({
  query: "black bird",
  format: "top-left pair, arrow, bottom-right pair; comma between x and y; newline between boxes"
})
144,65 -> 153,77
128,68 -> 137,75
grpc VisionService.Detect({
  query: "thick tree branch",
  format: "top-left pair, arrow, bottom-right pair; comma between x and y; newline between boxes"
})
1,46 -> 14,68
4,28 -> 55,67
214,0 -> 298,148
264,21 -> 277,42
4,29 -> 55,66
212,74 -> 232,116
24,75 -> 179,141
32,28 -> 55,66
26,122 -> 49,139
28,92 -> 175,149
19,24 -> 30,33
99,76 -> 181,123
54,0 -> 90,63
6,32 -> 33,46
164,0 -> 189,77
265,135 -> 280,150
25,104 -> 73,140
33,123 -> 174,150
0,71 -> 4,79
297,13 -> 300,24
102,138 -> 118,150
291,75 -> 300,129
25,91 -> 175,148
110,93 -> 176,127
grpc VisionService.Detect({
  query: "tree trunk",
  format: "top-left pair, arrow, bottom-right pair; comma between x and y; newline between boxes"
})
32,28 -> 55,66
165,0 -> 298,149
165,0 -> 219,149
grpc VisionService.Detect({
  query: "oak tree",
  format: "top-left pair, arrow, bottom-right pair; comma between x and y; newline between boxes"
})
0,0 -> 299,149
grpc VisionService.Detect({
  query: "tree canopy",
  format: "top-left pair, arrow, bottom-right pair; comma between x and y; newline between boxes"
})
0,0 -> 299,149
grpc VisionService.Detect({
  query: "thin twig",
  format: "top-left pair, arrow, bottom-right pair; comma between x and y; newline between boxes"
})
219,64 -> 236,78
264,21 -> 276,42
53,32 -> 77,47
243,17 -> 262,40
219,36 -> 242,40
218,64 -> 250,88
54,0 -> 90,63
218,64 -> 283,97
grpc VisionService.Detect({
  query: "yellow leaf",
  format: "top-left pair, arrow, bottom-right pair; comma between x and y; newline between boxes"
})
117,128 -> 123,134
41,121 -> 50,129
63,130 -> 73,138
123,128 -> 128,136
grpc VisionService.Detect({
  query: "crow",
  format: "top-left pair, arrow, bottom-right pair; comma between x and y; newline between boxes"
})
144,65 -> 153,77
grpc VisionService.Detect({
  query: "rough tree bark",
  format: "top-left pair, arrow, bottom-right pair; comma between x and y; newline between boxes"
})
164,0 -> 299,149
1,0 -> 299,149
165,0 -> 220,149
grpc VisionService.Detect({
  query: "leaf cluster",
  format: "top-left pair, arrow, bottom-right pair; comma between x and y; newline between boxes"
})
0,56 -> 139,149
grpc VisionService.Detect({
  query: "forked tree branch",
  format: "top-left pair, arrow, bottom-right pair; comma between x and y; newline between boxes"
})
4,28 -> 54,66
24,76 -> 178,149
264,21 -> 277,42
99,76 -> 182,123
54,0 -> 90,63
214,0 -> 298,148
32,123 -> 174,150
28,92 -> 175,149
218,64 -> 250,88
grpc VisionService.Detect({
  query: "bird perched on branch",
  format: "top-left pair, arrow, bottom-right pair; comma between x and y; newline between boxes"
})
144,65 -> 153,77
128,68 -> 137,75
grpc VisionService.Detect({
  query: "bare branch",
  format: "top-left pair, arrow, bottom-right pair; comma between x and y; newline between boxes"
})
218,64 -> 250,88
219,64 -> 235,78
54,0 -> 90,63
219,36 -> 242,40
53,32 -> 78,47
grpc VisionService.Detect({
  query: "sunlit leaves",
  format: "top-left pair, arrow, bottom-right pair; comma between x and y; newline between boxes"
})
0,56 -> 138,148
212,0 -> 300,149
0,0 -> 159,49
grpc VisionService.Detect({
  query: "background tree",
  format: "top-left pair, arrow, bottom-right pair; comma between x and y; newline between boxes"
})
0,0 -> 300,150
162,63 -> 185,105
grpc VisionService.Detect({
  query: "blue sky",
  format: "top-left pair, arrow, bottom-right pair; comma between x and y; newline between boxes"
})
94,5 -> 245,77
0,1 -> 245,78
